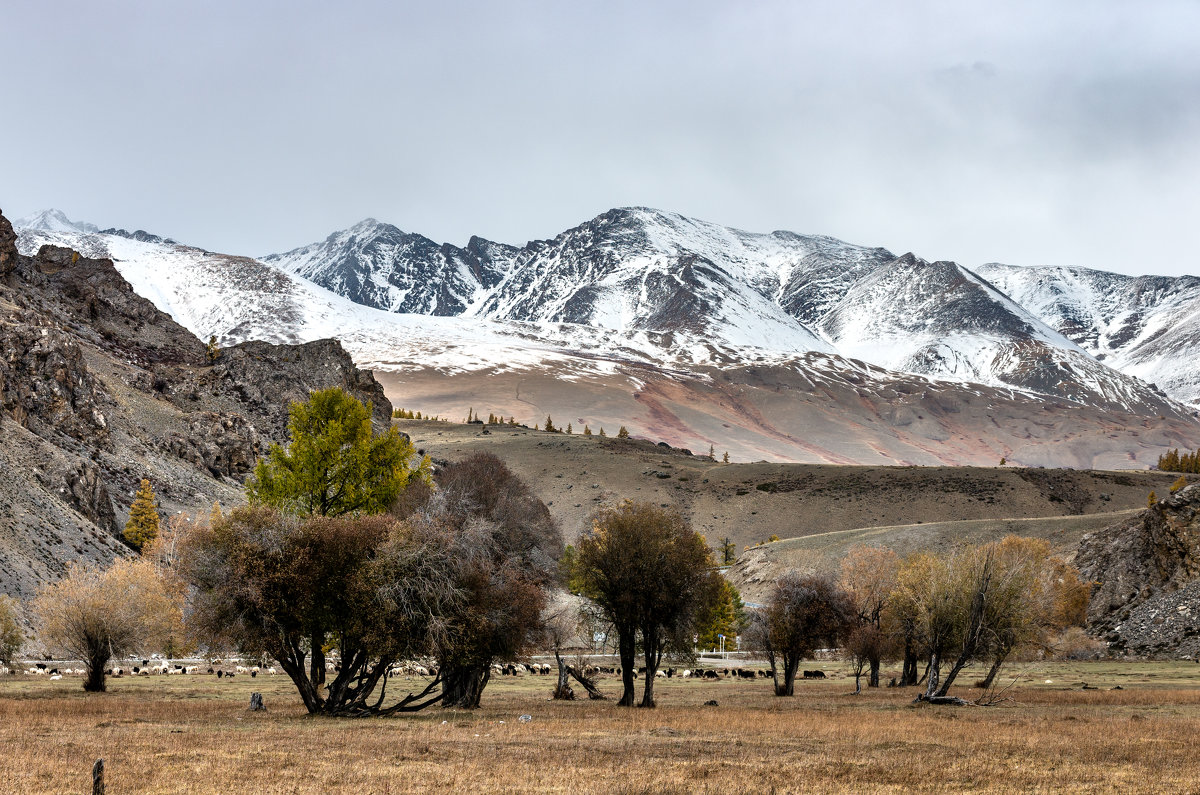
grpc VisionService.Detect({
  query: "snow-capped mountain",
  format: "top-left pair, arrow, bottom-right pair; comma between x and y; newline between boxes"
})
15,208 -> 99,235
13,208 -> 1200,467
262,219 -> 516,316
976,263 -> 1200,408
266,206 -> 1193,413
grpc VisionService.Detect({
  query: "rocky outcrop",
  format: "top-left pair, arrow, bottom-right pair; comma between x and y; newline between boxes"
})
0,211 -> 17,276
0,317 -> 109,444
210,339 -> 392,434
0,207 -> 395,605
1076,483 -> 1200,656
165,412 -> 262,479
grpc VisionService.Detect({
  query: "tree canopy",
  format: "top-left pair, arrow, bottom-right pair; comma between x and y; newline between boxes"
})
0,596 -> 23,666
245,387 -> 431,517
575,501 -> 720,707
34,558 -> 183,691
123,478 -> 161,551
178,507 -> 462,715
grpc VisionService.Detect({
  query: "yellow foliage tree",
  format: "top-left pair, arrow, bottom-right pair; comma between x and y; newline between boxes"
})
35,558 -> 184,691
0,596 -> 23,665
124,478 -> 160,551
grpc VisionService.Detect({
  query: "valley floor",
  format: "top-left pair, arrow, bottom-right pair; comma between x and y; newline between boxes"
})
3,661 -> 1199,793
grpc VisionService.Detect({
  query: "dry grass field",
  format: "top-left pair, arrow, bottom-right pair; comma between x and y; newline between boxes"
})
3,660 -> 1200,793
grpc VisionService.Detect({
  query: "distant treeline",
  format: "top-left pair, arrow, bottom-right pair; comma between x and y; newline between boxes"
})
1157,448 -> 1200,474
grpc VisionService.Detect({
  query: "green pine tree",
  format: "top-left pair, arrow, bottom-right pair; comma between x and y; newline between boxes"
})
722,451 -> 730,463
617,426 -> 629,439
123,479 -> 161,551
598,427 -> 606,437
544,415 -> 557,433
566,423 -> 573,434
246,387 -> 431,517
583,425 -> 592,436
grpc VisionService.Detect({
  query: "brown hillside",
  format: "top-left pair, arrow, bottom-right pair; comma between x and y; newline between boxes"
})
396,419 -> 1184,553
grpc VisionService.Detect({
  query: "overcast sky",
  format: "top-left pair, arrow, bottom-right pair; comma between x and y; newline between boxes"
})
3,0 -> 1198,276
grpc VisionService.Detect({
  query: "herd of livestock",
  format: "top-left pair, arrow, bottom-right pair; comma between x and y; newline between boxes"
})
1,659 -> 830,682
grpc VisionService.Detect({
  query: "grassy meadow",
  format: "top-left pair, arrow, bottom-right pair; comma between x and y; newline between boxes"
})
3,660 -> 1200,793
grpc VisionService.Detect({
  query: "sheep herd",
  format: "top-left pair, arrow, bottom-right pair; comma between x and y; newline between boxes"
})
1,660 -> 812,683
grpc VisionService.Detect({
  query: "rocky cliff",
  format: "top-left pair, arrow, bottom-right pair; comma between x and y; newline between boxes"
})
0,208 -> 392,609
1076,482 -> 1200,657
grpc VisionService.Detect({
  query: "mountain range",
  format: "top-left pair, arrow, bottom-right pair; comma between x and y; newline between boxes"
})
14,207 -> 1200,468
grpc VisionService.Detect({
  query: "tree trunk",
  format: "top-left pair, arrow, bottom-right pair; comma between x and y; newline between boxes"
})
84,651 -> 108,693
978,652 -> 1009,691
901,639 -> 919,687
935,653 -> 973,698
441,664 -> 490,709
868,656 -> 881,688
777,653 -> 799,696
553,650 -> 574,700
923,651 -> 941,700
617,631 -> 637,707
854,667 -> 862,694
566,666 -> 607,699
639,630 -> 660,708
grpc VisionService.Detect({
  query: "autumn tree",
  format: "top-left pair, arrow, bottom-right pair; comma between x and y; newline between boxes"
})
123,478 -> 161,551
695,579 -> 746,651
178,507 -> 462,715
974,537 -> 1089,689
839,545 -> 899,688
0,596 -> 23,665
35,558 -> 183,691
412,453 -> 562,709
575,501 -> 720,707
750,573 -> 853,696
246,387 -> 431,517
721,537 -> 737,565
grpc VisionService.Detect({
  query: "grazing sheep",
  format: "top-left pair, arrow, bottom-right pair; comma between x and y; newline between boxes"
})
49,674 -> 62,681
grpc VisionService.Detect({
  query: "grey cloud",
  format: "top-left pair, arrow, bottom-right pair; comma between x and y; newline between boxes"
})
1,0 -> 1197,277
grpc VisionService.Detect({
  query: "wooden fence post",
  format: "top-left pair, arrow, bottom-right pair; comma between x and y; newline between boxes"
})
92,758 -> 105,795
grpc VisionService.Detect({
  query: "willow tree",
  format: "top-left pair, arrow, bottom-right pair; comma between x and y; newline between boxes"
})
752,573 -> 853,696
178,507 -> 463,715
246,387 -> 430,517
35,558 -> 183,692
412,453 -> 561,709
575,501 -> 720,708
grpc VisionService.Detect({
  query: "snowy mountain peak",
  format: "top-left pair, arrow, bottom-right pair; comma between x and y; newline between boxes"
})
14,208 -> 99,235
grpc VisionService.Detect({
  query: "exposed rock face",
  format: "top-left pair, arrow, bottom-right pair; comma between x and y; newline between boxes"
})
165,412 -> 261,479
0,212 -> 17,276
0,207 -> 394,606
0,319 -> 109,443
1077,483 -> 1200,656
211,339 -> 392,435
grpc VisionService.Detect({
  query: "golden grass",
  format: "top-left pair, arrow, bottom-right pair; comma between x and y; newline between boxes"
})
3,660 -> 1200,793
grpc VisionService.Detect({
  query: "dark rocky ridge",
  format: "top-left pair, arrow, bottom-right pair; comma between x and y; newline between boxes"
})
0,208 -> 392,608
1077,483 -> 1200,657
